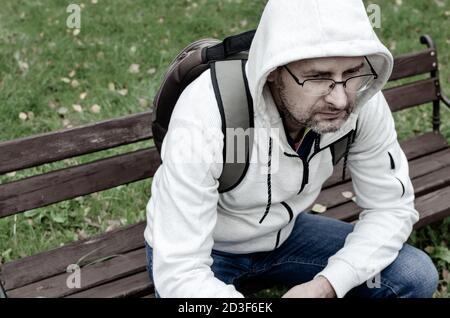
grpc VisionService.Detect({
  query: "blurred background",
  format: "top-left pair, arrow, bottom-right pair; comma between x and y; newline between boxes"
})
0,0 -> 448,297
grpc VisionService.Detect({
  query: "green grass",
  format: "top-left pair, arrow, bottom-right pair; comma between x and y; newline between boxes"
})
0,0 -> 449,297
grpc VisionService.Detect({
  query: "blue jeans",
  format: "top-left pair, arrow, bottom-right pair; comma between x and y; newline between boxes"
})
145,212 -> 438,298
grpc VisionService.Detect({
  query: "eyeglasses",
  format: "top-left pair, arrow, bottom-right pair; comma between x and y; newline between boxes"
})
283,56 -> 378,97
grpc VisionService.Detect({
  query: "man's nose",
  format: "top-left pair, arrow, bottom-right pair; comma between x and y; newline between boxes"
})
324,84 -> 348,110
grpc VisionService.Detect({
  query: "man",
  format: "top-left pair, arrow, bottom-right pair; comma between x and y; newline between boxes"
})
144,0 -> 439,298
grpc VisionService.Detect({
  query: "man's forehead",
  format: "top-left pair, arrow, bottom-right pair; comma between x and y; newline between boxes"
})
289,56 -> 365,72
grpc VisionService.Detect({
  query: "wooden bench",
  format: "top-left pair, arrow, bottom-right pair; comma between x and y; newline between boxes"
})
1,35 -> 449,298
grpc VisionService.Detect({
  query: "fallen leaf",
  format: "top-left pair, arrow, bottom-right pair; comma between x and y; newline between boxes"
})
69,70 -> 76,78
27,111 -> 35,120
76,229 -> 88,240
117,88 -> 128,96
128,63 -> 140,74
139,98 -> 150,108
48,100 -> 59,109
18,61 -> 29,73
62,119 -> 71,127
19,112 -> 28,121
342,191 -> 354,199
71,79 -> 80,88
147,68 -> 156,75
106,220 -> 121,232
57,107 -> 68,115
72,104 -> 83,112
61,77 -> 71,84
73,29 -> 80,36
108,82 -> 115,91
80,92 -> 88,100
90,104 -> 101,113
6,171 -> 16,177
312,203 -> 327,213
434,0 -> 445,7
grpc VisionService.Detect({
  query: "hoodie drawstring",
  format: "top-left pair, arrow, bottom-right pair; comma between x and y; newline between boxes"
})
341,131 -> 354,181
259,137 -> 273,224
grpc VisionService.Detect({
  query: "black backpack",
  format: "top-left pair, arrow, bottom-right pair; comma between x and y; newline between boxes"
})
152,30 -> 256,193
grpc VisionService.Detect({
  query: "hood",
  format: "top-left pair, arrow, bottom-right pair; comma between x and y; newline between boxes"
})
246,0 -> 394,128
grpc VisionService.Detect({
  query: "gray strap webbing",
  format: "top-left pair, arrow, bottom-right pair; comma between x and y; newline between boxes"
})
213,59 -> 254,193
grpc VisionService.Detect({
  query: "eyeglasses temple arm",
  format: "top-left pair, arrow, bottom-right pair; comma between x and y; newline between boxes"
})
364,56 -> 378,78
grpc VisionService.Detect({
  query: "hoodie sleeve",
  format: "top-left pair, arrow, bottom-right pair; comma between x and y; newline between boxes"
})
148,73 -> 245,298
315,91 -> 419,298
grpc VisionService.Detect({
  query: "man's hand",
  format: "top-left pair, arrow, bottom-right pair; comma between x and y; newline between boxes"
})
281,276 -> 336,298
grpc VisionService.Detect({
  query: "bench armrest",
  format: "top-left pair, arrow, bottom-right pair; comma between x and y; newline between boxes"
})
441,94 -> 450,109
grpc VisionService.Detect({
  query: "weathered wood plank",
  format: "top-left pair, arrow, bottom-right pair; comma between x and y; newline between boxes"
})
323,132 -> 448,189
7,248 -> 147,298
383,78 -> 439,112
1,222 -> 146,291
414,186 -> 450,228
66,271 -> 152,298
0,111 -> 152,175
389,48 -> 437,81
0,148 -> 160,218
317,150 -> 450,208
320,185 -> 450,228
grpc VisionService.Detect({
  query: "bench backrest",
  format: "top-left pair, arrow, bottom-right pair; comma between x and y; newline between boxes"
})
0,36 -> 444,220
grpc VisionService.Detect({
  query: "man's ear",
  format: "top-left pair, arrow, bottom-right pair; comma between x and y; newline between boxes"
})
266,68 -> 279,83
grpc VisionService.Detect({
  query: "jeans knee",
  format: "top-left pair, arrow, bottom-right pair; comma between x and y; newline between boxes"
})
398,247 -> 439,298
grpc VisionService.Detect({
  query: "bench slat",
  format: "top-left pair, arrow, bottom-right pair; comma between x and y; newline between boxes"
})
321,184 -> 450,228
383,78 -> 439,112
414,186 -> 450,228
0,111 -> 152,175
66,271 -> 152,298
6,248 -> 147,298
0,148 -> 160,218
323,131 -> 448,188
389,48 -> 437,81
317,162 -> 450,213
1,222 -> 146,291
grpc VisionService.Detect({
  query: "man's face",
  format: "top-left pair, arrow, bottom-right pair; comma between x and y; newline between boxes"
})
267,56 -> 365,134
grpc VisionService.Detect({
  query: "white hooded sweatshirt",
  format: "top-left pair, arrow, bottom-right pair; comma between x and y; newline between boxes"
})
144,0 -> 419,298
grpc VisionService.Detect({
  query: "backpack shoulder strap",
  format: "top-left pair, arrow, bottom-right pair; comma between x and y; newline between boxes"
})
210,59 -> 254,193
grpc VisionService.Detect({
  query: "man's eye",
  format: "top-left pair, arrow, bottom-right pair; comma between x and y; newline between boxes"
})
346,69 -> 361,75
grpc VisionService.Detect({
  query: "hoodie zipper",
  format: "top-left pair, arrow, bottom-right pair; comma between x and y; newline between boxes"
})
283,133 -> 320,195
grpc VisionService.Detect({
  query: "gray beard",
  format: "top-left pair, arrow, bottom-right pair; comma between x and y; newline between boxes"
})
277,83 -> 354,134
